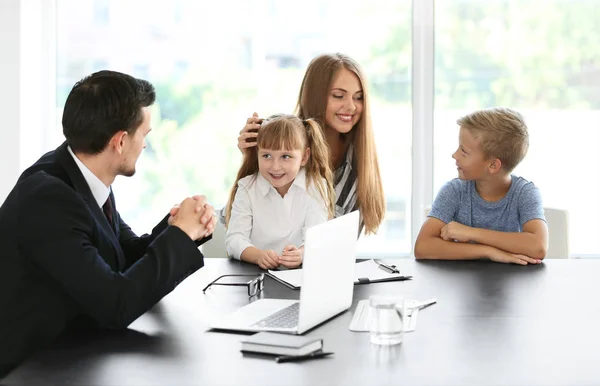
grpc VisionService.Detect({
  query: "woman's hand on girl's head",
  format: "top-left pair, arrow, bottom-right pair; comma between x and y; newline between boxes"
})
257,249 -> 280,270
237,112 -> 262,154
279,245 -> 303,269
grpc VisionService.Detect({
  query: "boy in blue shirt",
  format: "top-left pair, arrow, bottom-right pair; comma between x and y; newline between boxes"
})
414,107 -> 548,265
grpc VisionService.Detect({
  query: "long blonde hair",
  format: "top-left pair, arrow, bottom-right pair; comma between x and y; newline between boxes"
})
295,53 -> 385,235
225,114 -> 335,226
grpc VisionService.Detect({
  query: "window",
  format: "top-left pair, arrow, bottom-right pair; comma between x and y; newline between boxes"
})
434,0 -> 600,256
53,0 -> 600,257
93,0 -> 109,26
56,0 -> 413,256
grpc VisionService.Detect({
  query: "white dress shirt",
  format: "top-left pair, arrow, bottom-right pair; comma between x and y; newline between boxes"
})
225,168 -> 329,259
67,145 -> 110,208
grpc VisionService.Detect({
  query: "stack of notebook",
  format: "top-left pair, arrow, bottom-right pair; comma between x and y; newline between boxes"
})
240,332 -> 323,357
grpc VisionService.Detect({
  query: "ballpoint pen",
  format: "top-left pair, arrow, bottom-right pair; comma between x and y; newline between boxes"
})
374,259 -> 400,274
275,351 -> 334,363
413,298 -> 437,310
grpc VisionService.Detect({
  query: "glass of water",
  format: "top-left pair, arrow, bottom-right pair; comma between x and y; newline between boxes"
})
369,295 -> 404,346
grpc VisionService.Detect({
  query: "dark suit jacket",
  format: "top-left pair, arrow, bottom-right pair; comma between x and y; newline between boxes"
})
0,142 -> 210,377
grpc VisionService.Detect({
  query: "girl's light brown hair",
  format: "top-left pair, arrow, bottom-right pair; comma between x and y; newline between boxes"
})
225,114 -> 335,226
295,53 -> 385,234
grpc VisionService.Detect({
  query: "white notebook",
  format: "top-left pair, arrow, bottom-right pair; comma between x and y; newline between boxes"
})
240,332 -> 323,356
267,259 -> 411,289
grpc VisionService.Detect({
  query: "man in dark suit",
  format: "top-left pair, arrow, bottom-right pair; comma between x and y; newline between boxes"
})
0,70 -> 217,376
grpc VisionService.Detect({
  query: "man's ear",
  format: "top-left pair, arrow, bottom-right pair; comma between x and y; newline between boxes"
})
301,147 -> 310,166
488,157 -> 502,174
108,131 -> 128,154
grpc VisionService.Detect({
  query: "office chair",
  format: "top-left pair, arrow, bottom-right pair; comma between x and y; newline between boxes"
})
543,207 -> 570,259
201,220 -> 227,258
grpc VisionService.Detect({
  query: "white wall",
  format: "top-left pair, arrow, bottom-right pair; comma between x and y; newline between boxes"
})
0,0 -> 21,203
0,0 -> 56,204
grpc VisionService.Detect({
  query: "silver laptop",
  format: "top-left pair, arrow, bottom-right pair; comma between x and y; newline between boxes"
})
209,211 -> 359,334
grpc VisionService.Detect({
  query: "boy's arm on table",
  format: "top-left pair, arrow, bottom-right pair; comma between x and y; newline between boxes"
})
443,219 -> 548,260
414,218 -> 542,265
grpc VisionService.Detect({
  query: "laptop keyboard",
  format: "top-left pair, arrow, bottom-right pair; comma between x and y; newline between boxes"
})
252,302 -> 299,328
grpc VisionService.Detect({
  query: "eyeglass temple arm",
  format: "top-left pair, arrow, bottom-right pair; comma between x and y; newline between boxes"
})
202,274 -> 263,292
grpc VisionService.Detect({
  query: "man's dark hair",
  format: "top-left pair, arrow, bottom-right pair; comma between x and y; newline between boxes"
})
62,70 -> 156,154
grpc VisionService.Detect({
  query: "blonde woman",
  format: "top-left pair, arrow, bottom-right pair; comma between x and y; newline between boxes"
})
238,53 -> 385,235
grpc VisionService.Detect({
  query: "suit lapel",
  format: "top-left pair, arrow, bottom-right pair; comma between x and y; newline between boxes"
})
56,143 -> 126,271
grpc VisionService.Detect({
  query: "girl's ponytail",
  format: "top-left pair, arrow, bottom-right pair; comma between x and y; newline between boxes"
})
224,149 -> 259,226
304,119 -> 335,219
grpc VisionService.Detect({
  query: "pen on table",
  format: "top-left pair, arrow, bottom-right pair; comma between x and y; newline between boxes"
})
415,298 -> 437,310
275,351 -> 334,363
374,259 -> 399,274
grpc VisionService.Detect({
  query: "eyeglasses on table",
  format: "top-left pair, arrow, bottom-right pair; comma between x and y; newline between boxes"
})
202,273 -> 265,297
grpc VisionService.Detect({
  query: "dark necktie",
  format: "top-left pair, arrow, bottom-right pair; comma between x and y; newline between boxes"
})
103,197 -> 114,226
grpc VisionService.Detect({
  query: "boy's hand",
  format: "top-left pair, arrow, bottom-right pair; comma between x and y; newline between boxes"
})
488,248 -> 542,266
257,250 -> 280,270
441,221 -> 473,243
279,245 -> 303,269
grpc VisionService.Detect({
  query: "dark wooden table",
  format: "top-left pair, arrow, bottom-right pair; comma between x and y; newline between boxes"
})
4,258 -> 600,385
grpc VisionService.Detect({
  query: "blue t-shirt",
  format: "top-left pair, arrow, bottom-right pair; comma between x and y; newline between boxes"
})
429,175 -> 545,232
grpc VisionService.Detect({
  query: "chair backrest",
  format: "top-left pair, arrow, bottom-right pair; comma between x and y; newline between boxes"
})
424,206 -> 431,221
544,207 -> 570,259
201,220 -> 227,258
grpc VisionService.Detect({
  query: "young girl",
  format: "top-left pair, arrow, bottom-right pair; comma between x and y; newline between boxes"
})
237,53 -> 385,235
225,114 -> 335,270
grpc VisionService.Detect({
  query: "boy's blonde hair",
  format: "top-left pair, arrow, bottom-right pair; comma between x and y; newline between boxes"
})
457,107 -> 529,172
225,114 -> 335,226
295,53 -> 385,235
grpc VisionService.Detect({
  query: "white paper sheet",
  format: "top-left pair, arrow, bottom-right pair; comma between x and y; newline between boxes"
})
267,259 -> 410,289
